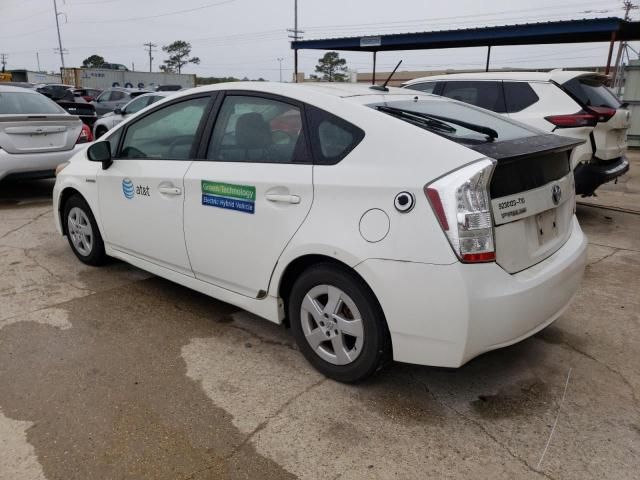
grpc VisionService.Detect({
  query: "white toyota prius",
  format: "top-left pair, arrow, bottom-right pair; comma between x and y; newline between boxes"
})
53,82 -> 587,382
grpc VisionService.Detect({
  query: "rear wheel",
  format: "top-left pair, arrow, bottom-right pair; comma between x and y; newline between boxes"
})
289,264 -> 390,383
63,194 -> 106,266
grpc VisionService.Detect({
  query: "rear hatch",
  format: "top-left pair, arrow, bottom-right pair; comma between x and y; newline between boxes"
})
559,74 -> 629,160
372,97 -> 582,273
0,89 -> 82,154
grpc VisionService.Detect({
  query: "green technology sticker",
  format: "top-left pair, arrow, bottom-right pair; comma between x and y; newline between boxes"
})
201,180 -> 256,214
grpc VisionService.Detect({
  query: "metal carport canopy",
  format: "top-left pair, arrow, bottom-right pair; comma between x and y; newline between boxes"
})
291,18 -> 640,52
290,18 -> 640,81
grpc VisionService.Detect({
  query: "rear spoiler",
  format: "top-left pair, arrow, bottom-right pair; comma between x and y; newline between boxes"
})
469,134 -> 584,161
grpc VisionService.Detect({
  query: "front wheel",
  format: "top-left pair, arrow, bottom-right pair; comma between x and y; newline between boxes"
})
63,194 -> 106,266
289,264 -> 391,383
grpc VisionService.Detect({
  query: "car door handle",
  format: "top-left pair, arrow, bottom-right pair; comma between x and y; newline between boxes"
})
265,193 -> 301,204
158,186 -> 182,195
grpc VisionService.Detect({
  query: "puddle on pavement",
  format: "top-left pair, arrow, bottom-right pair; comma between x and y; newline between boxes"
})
0,277 -> 295,480
471,379 -> 552,419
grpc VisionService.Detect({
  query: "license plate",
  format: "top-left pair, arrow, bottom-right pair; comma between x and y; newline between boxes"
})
536,209 -> 558,246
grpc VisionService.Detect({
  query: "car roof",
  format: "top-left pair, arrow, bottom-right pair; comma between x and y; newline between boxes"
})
0,84 -> 42,93
403,70 -> 605,85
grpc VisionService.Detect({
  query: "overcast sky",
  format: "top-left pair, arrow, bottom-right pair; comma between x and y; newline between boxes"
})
1,0 -> 638,81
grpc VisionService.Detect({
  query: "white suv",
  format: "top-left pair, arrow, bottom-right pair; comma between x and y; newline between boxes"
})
403,71 -> 630,196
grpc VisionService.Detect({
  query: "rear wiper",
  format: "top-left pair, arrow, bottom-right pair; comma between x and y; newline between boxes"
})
376,106 -> 456,134
378,105 -> 498,141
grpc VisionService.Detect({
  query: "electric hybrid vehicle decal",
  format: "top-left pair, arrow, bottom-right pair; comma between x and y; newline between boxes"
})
201,180 -> 255,214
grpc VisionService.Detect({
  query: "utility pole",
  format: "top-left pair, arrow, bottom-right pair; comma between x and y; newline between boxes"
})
36,52 -> 41,72
287,0 -> 304,82
0,54 -> 7,73
612,1 -> 638,87
144,42 -> 157,72
52,0 -> 65,71
277,57 -> 284,82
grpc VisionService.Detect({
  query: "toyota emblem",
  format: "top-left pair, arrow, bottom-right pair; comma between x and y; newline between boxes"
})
551,184 -> 562,205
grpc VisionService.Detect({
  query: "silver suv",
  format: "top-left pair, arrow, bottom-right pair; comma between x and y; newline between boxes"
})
91,87 -> 150,115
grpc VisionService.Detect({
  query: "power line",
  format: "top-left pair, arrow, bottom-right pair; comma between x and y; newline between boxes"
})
144,42 -> 157,72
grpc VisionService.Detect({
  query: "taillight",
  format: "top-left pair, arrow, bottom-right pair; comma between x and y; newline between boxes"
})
586,106 -> 616,123
76,124 -> 93,144
425,159 -> 496,263
545,110 -> 597,128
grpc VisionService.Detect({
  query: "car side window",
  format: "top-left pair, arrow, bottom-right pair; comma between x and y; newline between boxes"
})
442,81 -> 506,113
96,91 -> 111,102
306,105 -> 364,165
207,95 -> 308,164
124,96 -> 150,115
117,96 -> 210,160
110,91 -> 126,102
408,82 -> 436,94
504,82 -> 539,113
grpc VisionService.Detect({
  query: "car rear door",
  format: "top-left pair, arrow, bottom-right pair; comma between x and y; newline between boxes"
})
183,92 -> 313,298
96,93 -> 214,276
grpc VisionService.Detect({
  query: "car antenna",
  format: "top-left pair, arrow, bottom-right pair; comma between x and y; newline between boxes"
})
370,60 -> 402,92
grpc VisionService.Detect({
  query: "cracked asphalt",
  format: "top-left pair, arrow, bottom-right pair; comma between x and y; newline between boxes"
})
1,153 -> 639,479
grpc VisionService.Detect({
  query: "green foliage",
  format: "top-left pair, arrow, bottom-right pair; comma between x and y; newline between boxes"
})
314,51 -> 348,82
161,40 -> 200,74
82,55 -> 105,68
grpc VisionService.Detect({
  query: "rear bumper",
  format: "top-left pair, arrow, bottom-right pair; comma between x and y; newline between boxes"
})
0,145 -> 85,182
355,217 -> 587,367
574,155 -> 629,196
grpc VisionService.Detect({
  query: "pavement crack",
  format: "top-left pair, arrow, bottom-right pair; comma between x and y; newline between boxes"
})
0,210 -> 50,241
587,248 -> 620,267
407,372 -> 556,480
588,241 -> 640,254
23,248 -> 95,296
180,377 -> 326,480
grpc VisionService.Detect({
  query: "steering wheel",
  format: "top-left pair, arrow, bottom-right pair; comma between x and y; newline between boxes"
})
167,136 -> 190,158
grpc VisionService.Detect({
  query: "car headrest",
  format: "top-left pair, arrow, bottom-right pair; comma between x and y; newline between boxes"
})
235,112 -> 272,149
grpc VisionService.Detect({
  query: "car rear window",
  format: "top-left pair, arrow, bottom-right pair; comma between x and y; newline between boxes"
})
0,92 -> 65,115
441,81 -> 506,113
504,82 -> 539,113
562,77 -> 621,109
371,98 -> 537,145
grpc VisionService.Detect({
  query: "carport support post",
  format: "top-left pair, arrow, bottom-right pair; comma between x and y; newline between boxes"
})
485,46 -> 491,72
605,31 -> 617,75
294,48 -> 298,83
372,51 -> 377,85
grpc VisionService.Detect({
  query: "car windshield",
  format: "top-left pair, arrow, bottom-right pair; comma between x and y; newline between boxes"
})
0,91 -> 66,115
369,98 -> 537,145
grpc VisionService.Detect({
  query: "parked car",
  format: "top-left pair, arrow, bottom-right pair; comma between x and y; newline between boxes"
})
74,88 -> 102,102
98,63 -> 129,71
36,83 -> 98,128
0,85 -> 90,182
0,81 -> 37,89
91,87 -> 150,115
93,91 -> 173,138
155,85 -> 184,92
53,82 -> 587,382
403,71 -> 630,196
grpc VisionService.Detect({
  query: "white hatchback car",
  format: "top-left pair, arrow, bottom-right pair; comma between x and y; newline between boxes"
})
403,71 -> 630,196
0,85 -> 89,182
53,82 -> 587,382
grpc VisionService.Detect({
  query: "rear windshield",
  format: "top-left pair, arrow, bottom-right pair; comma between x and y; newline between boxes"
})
370,98 -> 537,145
563,77 -> 621,109
0,92 -> 65,115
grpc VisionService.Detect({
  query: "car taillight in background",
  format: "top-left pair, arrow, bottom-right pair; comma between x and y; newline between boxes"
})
545,110 -> 598,128
586,106 -> 617,123
76,123 -> 93,144
425,159 -> 496,263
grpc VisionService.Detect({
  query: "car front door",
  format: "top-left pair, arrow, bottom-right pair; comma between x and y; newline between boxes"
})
97,94 -> 214,276
183,93 -> 313,298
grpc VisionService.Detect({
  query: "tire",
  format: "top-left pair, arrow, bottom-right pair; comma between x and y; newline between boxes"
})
289,263 -> 391,383
95,126 -> 108,139
63,194 -> 106,266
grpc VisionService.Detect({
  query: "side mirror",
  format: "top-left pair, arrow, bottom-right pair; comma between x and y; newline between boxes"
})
87,141 -> 112,170
114,108 -> 123,115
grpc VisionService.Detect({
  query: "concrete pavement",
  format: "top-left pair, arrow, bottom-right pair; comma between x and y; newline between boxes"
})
0,159 -> 638,479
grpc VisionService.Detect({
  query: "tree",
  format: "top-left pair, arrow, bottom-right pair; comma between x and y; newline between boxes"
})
161,40 -> 200,74
82,55 -> 105,68
314,51 -> 348,82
